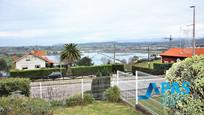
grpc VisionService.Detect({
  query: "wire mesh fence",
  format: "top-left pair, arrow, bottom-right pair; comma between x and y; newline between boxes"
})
30,79 -> 92,100
115,70 -> 168,115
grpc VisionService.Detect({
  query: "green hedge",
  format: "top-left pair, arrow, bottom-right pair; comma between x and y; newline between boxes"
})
91,76 -> 111,100
132,66 -> 164,75
132,63 -> 172,75
153,63 -> 172,71
0,78 -> 30,97
112,64 -> 124,73
71,65 -> 112,76
10,64 -> 124,79
10,68 -> 66,79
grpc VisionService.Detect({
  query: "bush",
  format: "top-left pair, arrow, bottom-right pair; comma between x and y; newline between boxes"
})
66,93 -> 94,106
0,58 -> 8,71
91,76 -> 111,100
10,68 -> 66,79
0,78 -> 30,97
112,64 -> 124,73
153,63 -> 172,72
71,65 -> 112,76
132,66 -> 163,75
96,68 -> 111,77
50,100 -> 64,107
10,64 -> 122,79
165,56 -> 204,114
104,86 -> 120,102
76,56 -> 94,66
0,95 -> 52,115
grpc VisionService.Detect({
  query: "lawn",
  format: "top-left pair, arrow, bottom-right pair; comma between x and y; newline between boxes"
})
54,101 -> 143,115
134,59 -> 161,69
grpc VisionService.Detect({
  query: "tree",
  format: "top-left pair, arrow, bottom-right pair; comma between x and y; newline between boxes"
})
60,43 -> 81,67
101,57 -> 112,64
128,56 -> 139,64
77,56 -> 93,66
0,58 -> 7,71
164,56 -> 204,114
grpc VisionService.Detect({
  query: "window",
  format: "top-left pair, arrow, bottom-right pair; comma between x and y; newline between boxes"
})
35,65 -> 41,68
22,67 -> 28,70
26,58 -> 30,61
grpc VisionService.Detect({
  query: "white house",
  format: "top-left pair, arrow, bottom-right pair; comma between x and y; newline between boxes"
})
14,51 -> 54,70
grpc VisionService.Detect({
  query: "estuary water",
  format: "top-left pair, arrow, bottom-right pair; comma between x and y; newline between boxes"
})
45,52 -> 148,65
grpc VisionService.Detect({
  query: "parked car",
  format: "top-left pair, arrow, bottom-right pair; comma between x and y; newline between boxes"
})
0,71 -> 9,78
48,72 -> 62,80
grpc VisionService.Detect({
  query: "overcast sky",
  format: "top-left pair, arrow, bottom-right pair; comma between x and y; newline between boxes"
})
0,0 -> 203,46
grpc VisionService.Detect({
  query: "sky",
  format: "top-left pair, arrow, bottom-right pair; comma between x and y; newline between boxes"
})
0,0 -> 203,46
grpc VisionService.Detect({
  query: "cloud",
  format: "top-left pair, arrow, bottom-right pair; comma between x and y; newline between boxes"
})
0,0 -> 204,46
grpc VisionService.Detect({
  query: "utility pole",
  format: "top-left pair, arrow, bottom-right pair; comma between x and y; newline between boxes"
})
169,34 -> 172,48
147,44 -> 150,68
190,6 -> 196,56
113,42 -> 116,64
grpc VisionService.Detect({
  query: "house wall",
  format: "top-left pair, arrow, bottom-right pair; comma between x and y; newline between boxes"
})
16,55 -> 46,70
161,56 -> 185,63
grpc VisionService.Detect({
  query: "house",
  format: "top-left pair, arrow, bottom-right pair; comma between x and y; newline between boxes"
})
14,50 -> 54,70
160,48 -> 204,63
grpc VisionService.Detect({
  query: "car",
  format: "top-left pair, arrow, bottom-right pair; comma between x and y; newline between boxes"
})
48,72 -> 62,80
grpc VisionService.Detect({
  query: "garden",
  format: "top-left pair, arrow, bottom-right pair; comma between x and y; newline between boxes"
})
0,67 -> 141,115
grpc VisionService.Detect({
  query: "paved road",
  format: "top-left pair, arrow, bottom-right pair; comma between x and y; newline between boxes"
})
31,75 -> 166,100
31,79 -> 92,100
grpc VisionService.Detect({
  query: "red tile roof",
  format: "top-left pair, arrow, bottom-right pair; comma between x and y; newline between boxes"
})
31,50 -> 46,56
14,50 -> 53,64
160,48 -> 204,57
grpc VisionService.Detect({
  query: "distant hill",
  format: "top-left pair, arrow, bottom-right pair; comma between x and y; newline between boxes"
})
0,38 -> 204,55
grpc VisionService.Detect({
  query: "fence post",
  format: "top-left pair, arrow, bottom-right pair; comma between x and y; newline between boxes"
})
81,78 -> 84,100
40,82 -> 42,99
135,71 -> 138,105
116,70 -> 119,86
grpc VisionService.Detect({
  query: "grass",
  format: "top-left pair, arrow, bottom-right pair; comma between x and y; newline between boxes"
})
139,96 -> 169,115
54,101 -> 143,115
134,59 -> 161,69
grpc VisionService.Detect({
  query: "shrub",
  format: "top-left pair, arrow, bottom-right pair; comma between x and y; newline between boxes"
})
91,76 -> 111,100
71,65 -> 112,76
83,93 -> 95,105
153,63 -> 172,72
132,66 -> 163,75
50,100 -> 64,107
66,94 -> 81,106
0,58 -> 8,71
96,67 -> 111,77
10,68 -> 66,79
10,64 -> 121,79
104,86 -> 120,102
112,64 -> 124,73
76,56 -> 94,66
0,95 -> 52,115
24,98 -> 52,115
66,93 -> 94,106
165,56 -> 204,114
0,78 -> 30,97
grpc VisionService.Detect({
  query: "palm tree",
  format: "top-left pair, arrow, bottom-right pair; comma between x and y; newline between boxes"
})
60,43 -> 81,67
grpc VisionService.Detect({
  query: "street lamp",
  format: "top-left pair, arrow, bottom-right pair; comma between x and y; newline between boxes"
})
190,6 -> 196,56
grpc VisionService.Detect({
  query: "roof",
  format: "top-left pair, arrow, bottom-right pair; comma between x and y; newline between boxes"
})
31,50 -> 46,56
14,50 -> 53,64
160,48 -> 204,57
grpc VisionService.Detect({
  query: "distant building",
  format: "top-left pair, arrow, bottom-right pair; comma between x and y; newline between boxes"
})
14,50 -> 54,70
160,48 -> 204,63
